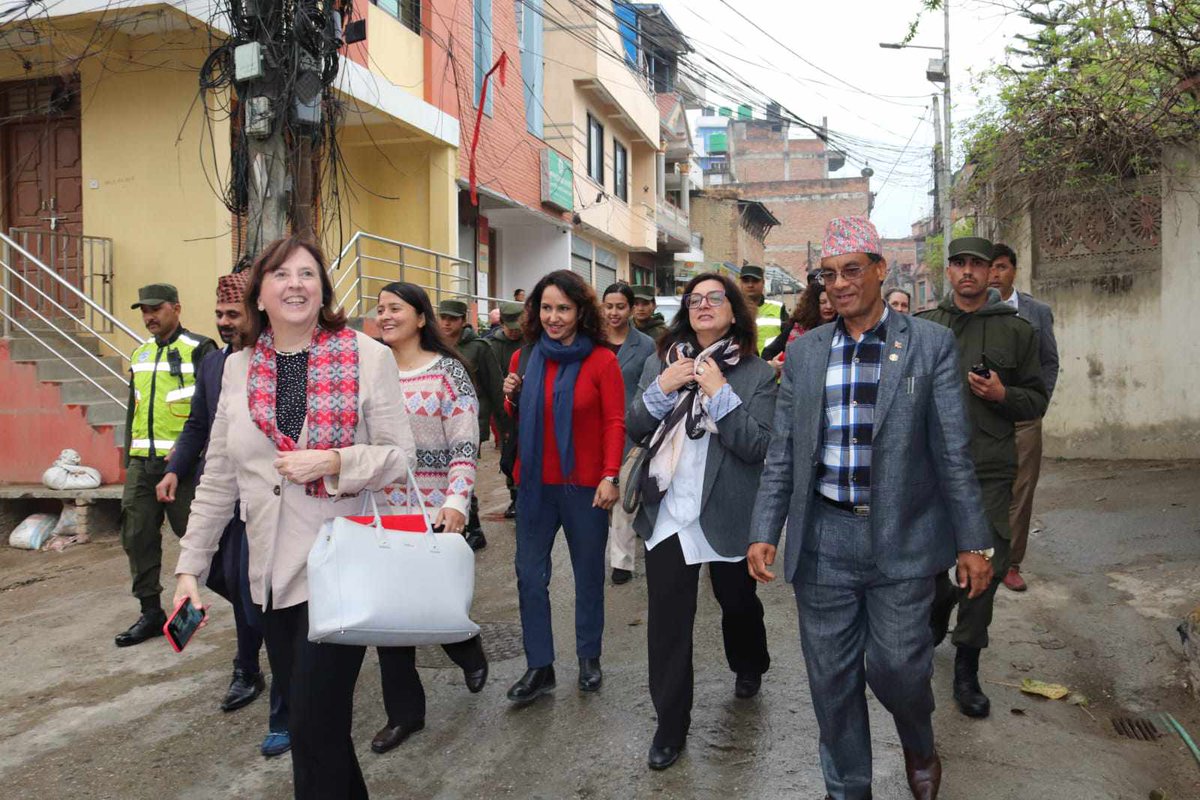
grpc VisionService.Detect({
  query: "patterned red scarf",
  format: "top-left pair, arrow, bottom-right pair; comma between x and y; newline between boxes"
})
247,326 -> 360,497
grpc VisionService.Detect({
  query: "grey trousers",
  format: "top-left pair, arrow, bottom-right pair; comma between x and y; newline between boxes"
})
794,500 -> 937,800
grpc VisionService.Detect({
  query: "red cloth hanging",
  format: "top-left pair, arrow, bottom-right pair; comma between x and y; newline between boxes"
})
469,52 -> 509,206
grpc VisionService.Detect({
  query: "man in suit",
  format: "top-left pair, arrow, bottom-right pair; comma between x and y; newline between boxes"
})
155,272 -> 290,757
989,243 -> 1059,592
748,216 -> 994,800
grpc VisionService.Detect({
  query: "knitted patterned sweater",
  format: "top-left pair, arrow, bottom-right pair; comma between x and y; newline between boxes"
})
384,354 -> 479,516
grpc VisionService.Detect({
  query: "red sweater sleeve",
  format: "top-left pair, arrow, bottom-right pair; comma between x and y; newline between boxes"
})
505,350 -> 520,417
596,350 -> 626,477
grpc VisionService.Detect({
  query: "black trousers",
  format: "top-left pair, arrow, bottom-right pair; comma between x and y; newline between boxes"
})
262,602 -> 368,800
645,534 -> 770,748
377,636 -> 486,727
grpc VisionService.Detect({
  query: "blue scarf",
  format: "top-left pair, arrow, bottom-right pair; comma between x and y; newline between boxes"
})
517,332 -> 594,508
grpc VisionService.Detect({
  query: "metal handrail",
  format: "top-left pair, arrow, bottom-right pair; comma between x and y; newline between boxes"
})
0,243 -> 141,364
328,231 -> 476,318
0,230 -> 143,352
0,304 -> 126,408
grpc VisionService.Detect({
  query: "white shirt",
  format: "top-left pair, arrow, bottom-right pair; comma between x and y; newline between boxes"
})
642,379 -> 743,565
1002,290 -> 1019,311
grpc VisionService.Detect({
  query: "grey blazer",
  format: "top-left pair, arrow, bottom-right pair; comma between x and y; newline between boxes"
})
627,353 -> 777,558
616,327 -> 657,413
749,313 -> 992,583
1016,291 -> 1059,402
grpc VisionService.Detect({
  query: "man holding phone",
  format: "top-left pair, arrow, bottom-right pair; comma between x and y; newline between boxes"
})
917,237 -> 1048,719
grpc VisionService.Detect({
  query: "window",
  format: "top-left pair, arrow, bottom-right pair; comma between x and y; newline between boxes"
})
613,141 -> 628,202
519,0 -> 544,137
474,0 -> 493,115
587,114 -> 604,184
375,0 -> 421,34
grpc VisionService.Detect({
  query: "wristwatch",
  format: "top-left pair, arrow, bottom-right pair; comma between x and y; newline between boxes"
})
966,548 -> 995,562
602,475 -> 619,488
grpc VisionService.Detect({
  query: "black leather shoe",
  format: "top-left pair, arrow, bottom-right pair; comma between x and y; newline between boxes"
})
953,646 -> 990,718
464,662 -> 489,694
611,568 -> 632,585
734,672 -> 762,699
220,668 -> 266,711
114,611 -> 166,647
507,666 -> 556,705
503,501 -> 517,519
465,530 -> 487,551
578,657 -> 602,692
370,720 -> 424,754
648,743 -> 683,771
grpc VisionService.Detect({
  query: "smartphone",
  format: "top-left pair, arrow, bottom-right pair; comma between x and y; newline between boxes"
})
969,363 -> 992,379
164,597 -> 206,653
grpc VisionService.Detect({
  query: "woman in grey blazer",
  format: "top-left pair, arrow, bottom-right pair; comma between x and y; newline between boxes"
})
626,272 -> 777,772
601,282 -> 656,585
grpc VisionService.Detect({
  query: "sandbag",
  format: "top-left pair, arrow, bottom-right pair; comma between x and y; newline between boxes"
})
9,513 -> 58,550
41,449 -> 101,491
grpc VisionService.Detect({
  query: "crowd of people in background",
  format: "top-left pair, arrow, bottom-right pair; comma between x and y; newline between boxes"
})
107,213 -> 1057,800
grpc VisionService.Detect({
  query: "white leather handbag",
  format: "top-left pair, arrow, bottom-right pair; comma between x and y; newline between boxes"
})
306,471 -> 480,647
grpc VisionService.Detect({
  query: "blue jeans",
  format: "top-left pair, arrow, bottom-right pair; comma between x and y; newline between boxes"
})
515,484 -> 608,668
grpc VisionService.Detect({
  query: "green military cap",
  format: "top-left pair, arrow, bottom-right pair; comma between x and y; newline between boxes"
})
740,265 -> 765,280
948,237 -> 994,262
437,298 -> 469,318
631,284 -> 656,301
130,283 -> 179,309
499,301 -> 524,330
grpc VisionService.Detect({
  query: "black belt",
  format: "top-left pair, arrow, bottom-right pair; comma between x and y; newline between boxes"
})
817,494 -> 870,517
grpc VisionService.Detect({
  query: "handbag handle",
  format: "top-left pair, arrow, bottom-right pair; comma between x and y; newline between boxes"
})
357,467 -> 440,551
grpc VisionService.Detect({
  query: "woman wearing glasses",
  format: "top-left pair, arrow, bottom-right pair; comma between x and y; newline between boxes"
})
625,272 -> 777,771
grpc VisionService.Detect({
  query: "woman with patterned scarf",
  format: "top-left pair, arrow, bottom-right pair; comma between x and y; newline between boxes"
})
501,270 -> 626,706
173,236 -> 414,800
626,271 -> 777,772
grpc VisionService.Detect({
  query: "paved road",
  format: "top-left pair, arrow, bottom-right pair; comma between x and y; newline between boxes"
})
0,454 -> 1197,799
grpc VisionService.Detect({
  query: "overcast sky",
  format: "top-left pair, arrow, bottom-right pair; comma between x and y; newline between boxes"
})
659,0 -> 1033,239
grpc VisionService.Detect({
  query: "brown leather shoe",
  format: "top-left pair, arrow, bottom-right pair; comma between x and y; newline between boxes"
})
904,748 -> 941,799
370,720 -> 424,754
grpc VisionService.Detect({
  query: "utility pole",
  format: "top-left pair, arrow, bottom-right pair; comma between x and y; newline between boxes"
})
940,0 -> 952,267
930,93 -> 944,300
242,0 -> 289,257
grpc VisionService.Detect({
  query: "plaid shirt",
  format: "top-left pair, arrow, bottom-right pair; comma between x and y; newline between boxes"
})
817,308 -> 891,506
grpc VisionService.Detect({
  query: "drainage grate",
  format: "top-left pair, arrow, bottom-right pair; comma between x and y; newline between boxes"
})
415,621 -> 525,669
1111,716 -> 1163,741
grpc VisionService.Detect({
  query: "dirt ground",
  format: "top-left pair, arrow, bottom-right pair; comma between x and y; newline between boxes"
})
1,453 -> 1198,800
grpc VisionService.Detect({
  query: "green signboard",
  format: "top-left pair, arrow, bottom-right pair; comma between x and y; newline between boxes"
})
541,148 -> 574,212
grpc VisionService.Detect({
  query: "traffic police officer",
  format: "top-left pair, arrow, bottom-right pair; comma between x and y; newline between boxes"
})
438,297 -> 505,550
738,264 -> 786,355
115,283 -> 216,647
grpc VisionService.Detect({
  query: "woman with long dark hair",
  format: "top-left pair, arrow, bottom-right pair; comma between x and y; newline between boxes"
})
626,271 -> 776,771
369,282 -> 489,754
174,236 -> 414,798
761,273 -> 830,363
502,269 -> 625,705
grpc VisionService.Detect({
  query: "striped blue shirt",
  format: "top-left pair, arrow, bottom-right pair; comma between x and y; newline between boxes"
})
817,308 -> 891,505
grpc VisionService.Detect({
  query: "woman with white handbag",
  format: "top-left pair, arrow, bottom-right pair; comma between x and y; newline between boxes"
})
370,281 -> 488,754
173,236 -> 415,800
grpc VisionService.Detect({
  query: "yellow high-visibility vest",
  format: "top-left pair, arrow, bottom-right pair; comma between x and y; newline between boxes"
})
754,299 -> 785,354
128,331 -> 206,458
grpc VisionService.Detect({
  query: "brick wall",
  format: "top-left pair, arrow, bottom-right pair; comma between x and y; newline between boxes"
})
730,122 -> 827,182
739,178 -> 870,276
425,0 -> 569,220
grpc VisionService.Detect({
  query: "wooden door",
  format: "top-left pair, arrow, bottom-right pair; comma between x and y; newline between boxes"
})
2,84 -> 83,318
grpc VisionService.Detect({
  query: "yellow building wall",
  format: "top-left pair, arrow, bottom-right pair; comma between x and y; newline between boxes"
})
364,7 -> 425,99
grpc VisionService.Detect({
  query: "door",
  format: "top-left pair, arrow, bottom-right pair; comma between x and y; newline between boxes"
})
2,78 -> 83,317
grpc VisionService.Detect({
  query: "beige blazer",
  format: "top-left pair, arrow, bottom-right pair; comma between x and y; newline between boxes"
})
175,330 -> 415,609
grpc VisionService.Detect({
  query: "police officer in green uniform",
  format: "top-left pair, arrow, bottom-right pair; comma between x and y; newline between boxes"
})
115,284 -> 216,647
439,298 -> 505,550
917,237 -> 1048,718
738,264 -> 786,355
631,285 -> 667,341
488,301 -> 525,518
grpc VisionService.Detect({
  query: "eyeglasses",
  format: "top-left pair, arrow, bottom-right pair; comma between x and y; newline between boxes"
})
816,265 -> 868,285
683,290 -> 727,309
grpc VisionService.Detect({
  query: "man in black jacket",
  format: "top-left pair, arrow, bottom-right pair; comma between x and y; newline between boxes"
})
155,272 -> 290,757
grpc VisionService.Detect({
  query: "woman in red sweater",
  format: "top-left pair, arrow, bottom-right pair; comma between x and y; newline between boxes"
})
502,270 -> 625,705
